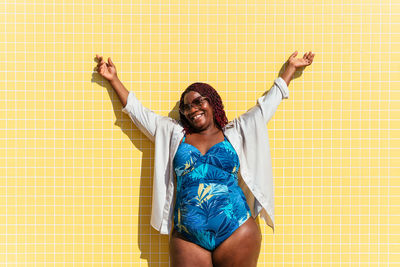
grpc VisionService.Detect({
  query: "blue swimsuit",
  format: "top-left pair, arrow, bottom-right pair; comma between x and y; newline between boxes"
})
173,135 -> 251,251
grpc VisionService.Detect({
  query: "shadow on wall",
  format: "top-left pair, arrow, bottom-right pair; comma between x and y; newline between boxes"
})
92,70 -> 177,266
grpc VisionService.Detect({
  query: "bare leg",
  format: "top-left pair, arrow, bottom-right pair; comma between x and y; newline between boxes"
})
212,218 -> 262,267
169,229 -> 213,267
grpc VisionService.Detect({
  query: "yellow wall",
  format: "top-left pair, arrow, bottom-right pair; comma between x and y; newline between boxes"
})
1,0 -> 398,265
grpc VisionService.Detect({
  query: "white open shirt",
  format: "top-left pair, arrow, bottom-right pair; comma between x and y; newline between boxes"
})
122,77 -> 289,235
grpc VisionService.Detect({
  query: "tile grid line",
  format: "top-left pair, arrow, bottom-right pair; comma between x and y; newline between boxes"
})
388,0 -> 391,264
52,0 -> 56,265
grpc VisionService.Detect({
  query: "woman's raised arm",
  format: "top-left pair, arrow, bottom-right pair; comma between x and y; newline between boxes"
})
96,54 -> 129,107
95,54 -> 168,141
237,51 -> 315,125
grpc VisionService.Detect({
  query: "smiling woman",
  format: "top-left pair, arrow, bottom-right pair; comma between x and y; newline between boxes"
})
182,92 -> 214,132
179,82 -> 229,135
95,51 -> 314,267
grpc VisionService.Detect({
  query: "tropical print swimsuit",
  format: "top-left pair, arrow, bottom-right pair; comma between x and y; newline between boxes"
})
173,135 -> 251,251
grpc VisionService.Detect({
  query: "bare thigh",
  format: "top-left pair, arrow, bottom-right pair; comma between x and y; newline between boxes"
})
169,229 -> 213,267
212,218 -> 262,267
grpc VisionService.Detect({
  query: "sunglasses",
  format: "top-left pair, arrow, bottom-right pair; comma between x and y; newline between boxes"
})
180,96 -> 209,113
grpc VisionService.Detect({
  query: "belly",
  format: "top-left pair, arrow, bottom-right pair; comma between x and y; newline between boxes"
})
174,182 -> 250,232
173,182 -> 251,250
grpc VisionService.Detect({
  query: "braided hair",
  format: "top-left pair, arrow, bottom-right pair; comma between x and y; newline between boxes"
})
179,82 -> 228,134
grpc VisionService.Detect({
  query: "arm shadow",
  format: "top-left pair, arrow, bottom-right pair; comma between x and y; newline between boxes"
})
92,69 -> 180,266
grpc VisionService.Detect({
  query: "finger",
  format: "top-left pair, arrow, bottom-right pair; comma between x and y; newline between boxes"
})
97,60 -> 105,69
99,59 -> 107,66
307,53 -> 315,64
303,52 -> 310,62
289,51 -> 298,59
99,65 -> 106,74
96,54 -> 103,63
108,57 -> 114,67
97,54 -> 105,63
308,53 -> 315,62
96,64 -> 102,72
97,61 -> 105,69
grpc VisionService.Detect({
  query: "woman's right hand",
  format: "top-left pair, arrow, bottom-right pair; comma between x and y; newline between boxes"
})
279,51 -> 315,86
96,54 -> 118,81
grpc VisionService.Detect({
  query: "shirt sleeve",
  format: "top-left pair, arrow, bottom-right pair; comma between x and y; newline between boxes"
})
237,77 -> 289,125
256,77 -> 289,124
121,91 -> 165,142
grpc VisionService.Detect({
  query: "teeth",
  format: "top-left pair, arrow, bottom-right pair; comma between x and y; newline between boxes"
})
192,114 -> 203,120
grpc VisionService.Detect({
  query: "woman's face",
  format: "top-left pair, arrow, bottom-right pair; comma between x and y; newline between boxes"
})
182,91 -> 215,132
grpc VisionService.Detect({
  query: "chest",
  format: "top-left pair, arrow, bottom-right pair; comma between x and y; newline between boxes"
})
183,133 -> 225,156
173,136 -> 240,179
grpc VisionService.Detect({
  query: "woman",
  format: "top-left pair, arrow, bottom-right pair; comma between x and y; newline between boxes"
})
96,51 -> 314,266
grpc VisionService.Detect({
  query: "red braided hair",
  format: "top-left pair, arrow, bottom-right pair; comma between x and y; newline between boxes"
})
179,82 -> 228,134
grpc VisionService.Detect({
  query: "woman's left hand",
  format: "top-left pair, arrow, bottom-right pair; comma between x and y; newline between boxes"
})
287,51 -> 315,69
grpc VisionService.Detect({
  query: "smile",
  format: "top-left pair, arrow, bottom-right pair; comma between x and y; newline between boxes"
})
190,113 -> 204,121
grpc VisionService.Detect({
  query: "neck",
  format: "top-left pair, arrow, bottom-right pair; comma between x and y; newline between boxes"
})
191,124 -> 221,136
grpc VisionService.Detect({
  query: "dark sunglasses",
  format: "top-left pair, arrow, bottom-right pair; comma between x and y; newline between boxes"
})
180,96 -> 209,113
